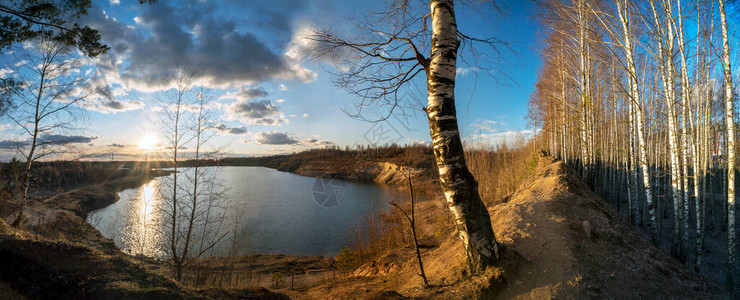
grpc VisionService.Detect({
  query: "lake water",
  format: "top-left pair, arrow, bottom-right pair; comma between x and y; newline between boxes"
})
88,166 -> 409,258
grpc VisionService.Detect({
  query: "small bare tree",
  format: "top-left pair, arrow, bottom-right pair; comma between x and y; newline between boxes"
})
389,166 -> 428,286
155,65 -> 191,280
178,84 -> 230,281
4,35 -> 94,226
155,65 -> 229,282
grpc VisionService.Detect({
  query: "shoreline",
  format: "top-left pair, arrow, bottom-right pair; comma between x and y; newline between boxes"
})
9,166 -> 339,292
3,152 -> 442,293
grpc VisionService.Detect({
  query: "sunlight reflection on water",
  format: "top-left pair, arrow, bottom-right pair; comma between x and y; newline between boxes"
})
123,180 -> 166,257
89,167 -> 411,258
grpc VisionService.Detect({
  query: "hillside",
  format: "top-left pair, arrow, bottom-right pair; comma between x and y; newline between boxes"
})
0,154 -> 729,299
286,154 -> 730,299
260,147 -> 438,186
489,155 -> 728,298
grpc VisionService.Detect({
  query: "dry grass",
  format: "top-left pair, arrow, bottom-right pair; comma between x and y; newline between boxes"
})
327,140 -> 539,279
465,140 -> 539,206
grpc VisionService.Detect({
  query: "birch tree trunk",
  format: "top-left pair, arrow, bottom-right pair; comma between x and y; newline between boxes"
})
693,0 -> 706,271
427,0 -> 499,273
719,0 -> 735,289
13,93 -> 40,227
561,40 -> 568,163
668,0 -> 692,263
618,0 -> 655,241
576,0 -> 590,180
650,0 -> 684,258
628,98 -> 637,223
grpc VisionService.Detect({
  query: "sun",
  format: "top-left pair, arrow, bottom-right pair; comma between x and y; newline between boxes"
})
138,133 -> 158,150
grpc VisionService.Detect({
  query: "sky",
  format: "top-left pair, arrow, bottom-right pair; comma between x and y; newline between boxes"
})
0,0 -> 542,160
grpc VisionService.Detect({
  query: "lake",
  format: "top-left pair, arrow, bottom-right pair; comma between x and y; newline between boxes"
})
88,166 -> 411,258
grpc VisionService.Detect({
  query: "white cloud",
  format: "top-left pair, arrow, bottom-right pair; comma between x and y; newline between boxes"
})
457,67 -> 479,76
80,99 -> 145,114
464,130 -> 534,148
275,99 -> 286,103
285,23 -> 349,68
471,119 -> 507,133
0,68 -> 14,78
285,25 -> 315,61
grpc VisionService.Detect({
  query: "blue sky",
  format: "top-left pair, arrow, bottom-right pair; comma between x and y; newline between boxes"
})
1,0 -> 541,160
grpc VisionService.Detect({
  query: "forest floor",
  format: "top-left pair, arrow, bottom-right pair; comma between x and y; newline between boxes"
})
280,154 -> 731,299
611,176 -> 740,290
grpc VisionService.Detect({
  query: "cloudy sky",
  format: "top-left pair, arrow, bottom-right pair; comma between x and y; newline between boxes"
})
0,0 -> 540,160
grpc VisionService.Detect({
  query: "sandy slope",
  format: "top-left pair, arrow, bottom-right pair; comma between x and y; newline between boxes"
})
489,155 -> 729,299
288,155 -> 730,299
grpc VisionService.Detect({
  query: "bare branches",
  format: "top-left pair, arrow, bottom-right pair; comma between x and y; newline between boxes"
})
307,27 -> 427,122
307,1 -> 510,122
388,165 -> 428,286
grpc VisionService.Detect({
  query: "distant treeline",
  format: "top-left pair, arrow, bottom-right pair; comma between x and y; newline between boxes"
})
0,142 -> 536,206
0,144 -> 433,188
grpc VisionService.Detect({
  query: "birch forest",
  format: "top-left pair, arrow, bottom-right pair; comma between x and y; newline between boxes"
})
532,0 -> 740,289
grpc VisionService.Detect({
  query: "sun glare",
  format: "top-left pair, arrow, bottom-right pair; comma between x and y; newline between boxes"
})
138,133 -> 158,150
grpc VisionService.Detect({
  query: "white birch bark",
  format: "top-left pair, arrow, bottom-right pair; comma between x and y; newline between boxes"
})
577,0 -> 590,179
693,0 -> 706,271
719,0 -> 735,289
618,0 -> 656,240
668,0 -> 692,263
561,39 -> 568,163
427,0 -> 499,273
649,0 -> 683,257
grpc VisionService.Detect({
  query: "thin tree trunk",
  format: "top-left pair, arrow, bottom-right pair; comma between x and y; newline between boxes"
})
12,69 -> 45,227
561,39 -> 568,163
171,110 -> 181,280
669,0 -> 692,264
407,171 -> 428,286
577,0 -> 590,180
618,0 -> 655,240
719,0 -> 735,289
650,0 -> 683,258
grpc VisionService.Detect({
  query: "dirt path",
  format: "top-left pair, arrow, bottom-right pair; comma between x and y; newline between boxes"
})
488,160 -> 581,298
489,156 -> 729,299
